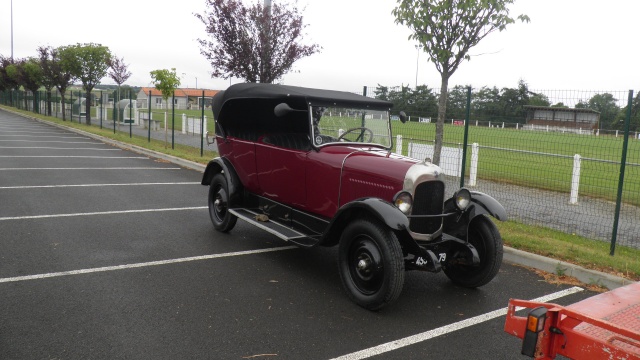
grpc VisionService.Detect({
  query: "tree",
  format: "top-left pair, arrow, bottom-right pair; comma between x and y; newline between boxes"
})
0,56 -> 19,100
196,0 -> 320,83
107,56 -> 132,124
40,46 -> 75,121
150,68 -> 181,106
20,58 -> 44,112
393,0 -> 528,165
60,43 -> 112,125
586,93 -> 619,129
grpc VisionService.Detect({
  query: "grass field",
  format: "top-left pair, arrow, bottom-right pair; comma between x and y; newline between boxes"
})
391,121 -> 640,206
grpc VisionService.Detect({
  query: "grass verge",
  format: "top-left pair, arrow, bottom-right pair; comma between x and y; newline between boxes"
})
496,220 -> 640,281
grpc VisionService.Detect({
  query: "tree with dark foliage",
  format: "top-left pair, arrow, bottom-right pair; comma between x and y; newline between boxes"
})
196,0 -> 320,83
60,43 -> 112,125
107,56 -> 132,124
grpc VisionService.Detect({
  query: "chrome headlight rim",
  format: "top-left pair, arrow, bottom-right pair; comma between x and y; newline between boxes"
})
393,191 -> 413,215
454,188 -> 471,211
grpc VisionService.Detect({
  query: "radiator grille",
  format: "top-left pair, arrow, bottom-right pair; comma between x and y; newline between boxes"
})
409,180 -> 445,234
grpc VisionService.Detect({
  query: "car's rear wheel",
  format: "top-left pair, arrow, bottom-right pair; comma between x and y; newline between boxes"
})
338,219 -> 404,310
443,215 -> 503,287
208,173 -> 237,232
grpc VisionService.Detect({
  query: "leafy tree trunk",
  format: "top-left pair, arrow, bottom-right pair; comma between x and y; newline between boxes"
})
46,89 -> 52,116
434,72 -> 450,166
85,89 -> 92,125
61,91 -> 67,121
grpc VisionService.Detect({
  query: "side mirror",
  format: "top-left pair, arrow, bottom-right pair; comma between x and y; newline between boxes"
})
399,111 -> 408,124
274,102 -> 307,117
274,103 -> 293,117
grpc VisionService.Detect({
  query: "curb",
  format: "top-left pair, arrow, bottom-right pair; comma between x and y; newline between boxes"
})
504,247 -> 632,290
6,108 -> 634,291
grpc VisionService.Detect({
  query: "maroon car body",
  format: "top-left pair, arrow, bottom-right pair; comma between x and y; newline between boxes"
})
202,83 -> 507,310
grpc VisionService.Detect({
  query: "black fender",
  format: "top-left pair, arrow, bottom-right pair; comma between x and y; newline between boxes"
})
321,198 -> 423,254
443,190 -> 506,240
201,157 -> 243,207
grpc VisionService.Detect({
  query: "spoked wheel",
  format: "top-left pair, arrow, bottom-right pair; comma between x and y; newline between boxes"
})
338,219 -> 404,310
443,215 -> 503,288
208,173 -> 237,232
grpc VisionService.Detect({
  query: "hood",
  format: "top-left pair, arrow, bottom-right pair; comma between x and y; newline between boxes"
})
339,148 -> 419,203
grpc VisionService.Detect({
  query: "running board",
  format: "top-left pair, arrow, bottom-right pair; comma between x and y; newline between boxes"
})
229,208 -> 317,247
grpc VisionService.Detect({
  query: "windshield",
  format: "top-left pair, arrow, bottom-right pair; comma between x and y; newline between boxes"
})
311,106 -> 392,148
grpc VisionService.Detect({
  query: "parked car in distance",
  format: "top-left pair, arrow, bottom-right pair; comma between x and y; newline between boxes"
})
202,83 -> 507,310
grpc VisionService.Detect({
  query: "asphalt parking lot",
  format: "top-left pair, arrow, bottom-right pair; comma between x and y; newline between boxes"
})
0,109 -> 599,359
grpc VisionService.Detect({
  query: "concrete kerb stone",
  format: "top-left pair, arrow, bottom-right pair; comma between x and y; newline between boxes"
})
503,247 -> 632,290
6,108 -> 633,291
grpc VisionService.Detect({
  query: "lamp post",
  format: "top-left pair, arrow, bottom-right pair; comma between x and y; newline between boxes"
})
415,44 -> 422,88
11,0 -> 14,60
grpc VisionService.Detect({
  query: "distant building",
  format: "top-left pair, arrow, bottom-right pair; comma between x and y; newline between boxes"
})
137,88 -> 219,110
524,106 -> 600,130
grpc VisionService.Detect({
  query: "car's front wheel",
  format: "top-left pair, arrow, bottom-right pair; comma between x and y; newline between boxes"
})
443,215 -> 503,288
208,173 -> 237,232
338,219 -> 404,310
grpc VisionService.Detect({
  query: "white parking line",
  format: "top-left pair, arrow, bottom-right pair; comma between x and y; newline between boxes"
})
0,167 -> 181,171
0,135 -> 87,139
0,146 -> 119,150
0,246 -> 298,284
0,140 -> 99,144
329,286 -> 584,360
0,182 -> 200,189
0,206 -> 208,221
0,156 -> 148,158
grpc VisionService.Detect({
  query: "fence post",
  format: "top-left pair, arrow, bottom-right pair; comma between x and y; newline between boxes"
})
201,90 -> 205,156
129,90 -> 133,138
182,114 -> 187,134
469,143 -> 479,187
459,87 -> 471,188
396,135 -> 403,155
171,91 -> 175,149
610,90 -> 634,255
148,90 -> 152,142
569,154 -> 581,204
203,116 -> 207,139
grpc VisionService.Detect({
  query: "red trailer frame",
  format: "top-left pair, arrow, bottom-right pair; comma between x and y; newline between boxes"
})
504,282 -> 640,359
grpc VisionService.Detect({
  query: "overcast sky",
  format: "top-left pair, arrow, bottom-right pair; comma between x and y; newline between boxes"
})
1,0 -> 638,93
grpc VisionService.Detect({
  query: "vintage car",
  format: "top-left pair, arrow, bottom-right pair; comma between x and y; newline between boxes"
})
202,83 -> 507,310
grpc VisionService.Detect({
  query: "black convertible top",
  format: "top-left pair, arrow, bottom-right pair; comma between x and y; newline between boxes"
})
212,83 -> 392,121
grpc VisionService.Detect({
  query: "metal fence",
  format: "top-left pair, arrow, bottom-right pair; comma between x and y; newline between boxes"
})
0,88 -> 213,154
359,85 -> 639,254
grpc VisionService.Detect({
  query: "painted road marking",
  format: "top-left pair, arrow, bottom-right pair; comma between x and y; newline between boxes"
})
329,286 -> 584,360
0,147 -> 119,150
0,156 -> 148,158
0,246 -> 298,284
0,206 -> 208,221
0,167 -> 181,171
0,140 -> 99,144
0,182 -> 199,189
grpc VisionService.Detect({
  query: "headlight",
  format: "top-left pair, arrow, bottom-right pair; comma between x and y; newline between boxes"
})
393,191 -> 413,214
454,188 -> 471,211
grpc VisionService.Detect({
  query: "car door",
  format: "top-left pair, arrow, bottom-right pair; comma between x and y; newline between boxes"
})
255,134 -> 308,209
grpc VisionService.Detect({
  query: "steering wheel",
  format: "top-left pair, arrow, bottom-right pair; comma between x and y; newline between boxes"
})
337,127 -> 374,142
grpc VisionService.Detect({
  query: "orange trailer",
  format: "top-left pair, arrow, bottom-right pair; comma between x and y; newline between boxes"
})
504,282 -> 640,359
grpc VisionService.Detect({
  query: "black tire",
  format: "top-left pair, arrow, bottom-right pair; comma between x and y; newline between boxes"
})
443,215 -> 503,288
208,173 -> 238,232
338,219 -> 405,310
